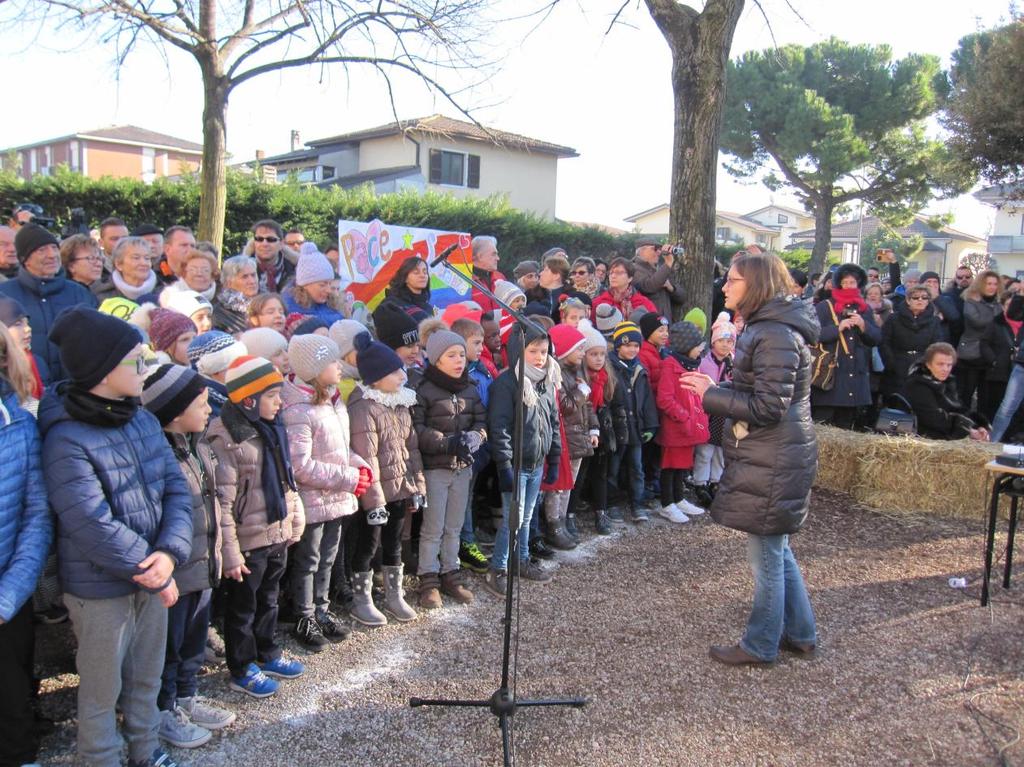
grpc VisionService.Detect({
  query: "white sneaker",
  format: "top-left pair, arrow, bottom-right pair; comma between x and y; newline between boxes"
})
676,499 -> 705,517
178,696 -> 236,731
657,504 -> 690,524
159,706 -> 212,749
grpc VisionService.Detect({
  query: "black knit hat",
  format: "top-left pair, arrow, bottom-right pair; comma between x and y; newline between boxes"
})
15,223 -> 58,264
668,321 -> 704,356
835,263 -> 868,290
49,307 -> 143,389
638,312 -> 668,341
355,331 -> 404,385
141,364 -> 207,426
374,301 -> 420,350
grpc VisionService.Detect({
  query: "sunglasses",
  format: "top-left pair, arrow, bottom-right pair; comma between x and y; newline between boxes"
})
573,270 -> 590,276
118,356 -> 148,374
254,235 -> 280,243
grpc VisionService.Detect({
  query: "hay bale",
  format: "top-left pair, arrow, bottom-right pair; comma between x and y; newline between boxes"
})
813,425 -> 1001,520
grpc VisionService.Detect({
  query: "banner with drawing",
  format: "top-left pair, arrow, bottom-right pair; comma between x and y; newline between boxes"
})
336,219 -> 474,322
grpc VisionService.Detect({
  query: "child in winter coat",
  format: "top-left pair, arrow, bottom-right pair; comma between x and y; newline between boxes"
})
485,324 -> 561,597
568,321 -> 627,536
0,296 -> 43,412
0,322 -> 51,767
146,306 -> 197,366
413,322 -> 487,608
637,312 -> 669,501
207,356 -> 306,700
693,313 -> 736,507
329,318 -> 370,404
347,334 -> 427,625
655,321 -> 711,523
481,312 -> 504,374
608,321 -> 660,523
241,327 -> 291,376
281,334 -> 370,651
141,365 -> 236,750
543,324 -> 599,549
187,330 -> 248,417
374,301 -> 424,389
558,296 -> 590,329
40,308 -> 192,767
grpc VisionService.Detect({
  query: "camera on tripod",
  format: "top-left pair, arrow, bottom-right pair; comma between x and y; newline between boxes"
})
62,207 -> 91,238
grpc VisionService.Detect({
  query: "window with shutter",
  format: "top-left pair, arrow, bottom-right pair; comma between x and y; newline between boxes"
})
467,154 -> 480,188
428,149 -> 442,184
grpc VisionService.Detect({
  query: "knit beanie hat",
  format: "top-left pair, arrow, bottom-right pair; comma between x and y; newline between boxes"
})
639,312 -> 668,341
612,321 -> 642,349
142,364 -> 207,426
513,260 -> 540,279
710,311 -> 737,344
683,307 -> 708,335
225,355 -> 284,420
14,223 -> 58,264
374,301 -> 420,350
162,289 -> 212,320
329,319 -> 369,359
149,308 -> 196,352
241,328 -> 288,361
294,248 -> 336,287
550,324 -> 586,361
98,296 -> 140,321
920,271 -> 941,285
49,307 -> 142,390
355,331 -> 404,386
579,320 -> 607,352
669,321 -> 704,356
441,303 -> 483,326
187,330 -> 247,377
494,280 -> 526,308
425,329 -> 466,366
595,303 -> 623,337
289,334 -> 340,383
628,307 -> 651,324
0,295 -> 27,326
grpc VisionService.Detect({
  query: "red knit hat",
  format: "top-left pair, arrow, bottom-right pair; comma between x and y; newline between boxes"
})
549,323 -> 586,361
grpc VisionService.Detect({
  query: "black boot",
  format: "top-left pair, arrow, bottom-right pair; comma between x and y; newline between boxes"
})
529,537 -> 556,560
565,513 -> 580,543
594,509 -> 612,535
545,519 -> 578,551
693,483 -> 714,509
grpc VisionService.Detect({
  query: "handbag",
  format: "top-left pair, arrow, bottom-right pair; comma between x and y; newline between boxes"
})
957,337 -> 982,362
810,302 -> 849,391
874,394 -> 917,436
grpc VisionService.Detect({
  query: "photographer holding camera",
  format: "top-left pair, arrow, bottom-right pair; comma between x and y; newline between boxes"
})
810,263 -> 881,429
632,238 -> 685,320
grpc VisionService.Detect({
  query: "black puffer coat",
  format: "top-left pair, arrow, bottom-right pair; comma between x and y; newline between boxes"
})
701,296 -> 821,536
879,301 -> 946,395
901,363 -> 986,440
413,366 -> 487,471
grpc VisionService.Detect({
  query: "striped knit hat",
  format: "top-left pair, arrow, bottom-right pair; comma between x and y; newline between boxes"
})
141,364 -> 207,427
187,330 -> 248,377
225,355 -> 284,408
612,321 -> 642,349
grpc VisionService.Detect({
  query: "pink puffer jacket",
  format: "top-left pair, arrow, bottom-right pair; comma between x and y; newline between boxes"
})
281,380 -> 367,524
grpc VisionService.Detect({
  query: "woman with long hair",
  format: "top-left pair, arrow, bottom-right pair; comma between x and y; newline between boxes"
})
374,257 -> 436,325
680,252 -> 819,666
956,269 -> 1002,413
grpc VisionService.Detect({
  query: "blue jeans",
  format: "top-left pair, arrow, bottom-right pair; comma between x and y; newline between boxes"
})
741,534 -> 816,662
990,363 -> 1024,442
492,467 -> 543,572
611,444 -> 645,503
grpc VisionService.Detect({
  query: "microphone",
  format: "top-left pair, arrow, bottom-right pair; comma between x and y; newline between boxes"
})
429,243 -> 459,269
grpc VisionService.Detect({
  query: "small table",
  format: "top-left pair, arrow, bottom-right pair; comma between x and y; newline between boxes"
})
982,461 -> 1023,606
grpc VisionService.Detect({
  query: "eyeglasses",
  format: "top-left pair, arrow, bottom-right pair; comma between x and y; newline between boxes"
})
253,236 -> 280,243
285,240 -> 304,248
118,356 -> 148,374
573,270 -> 590,276
725,276 -> 745,285
72,254 -> 103,263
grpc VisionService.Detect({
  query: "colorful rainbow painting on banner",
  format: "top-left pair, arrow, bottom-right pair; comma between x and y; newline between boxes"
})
336,219 -> 474,317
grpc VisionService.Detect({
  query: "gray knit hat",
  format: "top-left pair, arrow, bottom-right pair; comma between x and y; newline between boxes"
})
425,329 -> 466,366
294,248 -> 335,287
494,279 -> 526,307
288,334 -> 340,383
595,303 -> 623,337
668,321 -> 704,356
240,327 -> 288,361
328,319 -> 369,359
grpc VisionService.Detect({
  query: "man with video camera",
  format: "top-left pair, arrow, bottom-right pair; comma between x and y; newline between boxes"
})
631,238 -> 685,320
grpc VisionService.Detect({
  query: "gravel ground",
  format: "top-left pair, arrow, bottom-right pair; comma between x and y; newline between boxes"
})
35,489 -> 1024,766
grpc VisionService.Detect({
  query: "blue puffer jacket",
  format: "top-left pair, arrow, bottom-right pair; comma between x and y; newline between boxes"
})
0,268 -> 97,384
37,387 -> 193,599
0,386 -> 52,621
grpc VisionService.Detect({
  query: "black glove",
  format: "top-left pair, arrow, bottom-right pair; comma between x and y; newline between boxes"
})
445,432 -> 465,455
498,466 -> 515,493
454,433 -> 474,464
543,459 -> 559,486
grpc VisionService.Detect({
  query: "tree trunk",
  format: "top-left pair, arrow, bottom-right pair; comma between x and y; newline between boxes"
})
198,66 -> 229,254
809,196 -> 834,275
647,0 -> 744,323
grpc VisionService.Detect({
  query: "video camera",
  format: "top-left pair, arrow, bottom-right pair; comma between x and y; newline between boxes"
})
12,202 -> 56,230
62,207 -> 90,238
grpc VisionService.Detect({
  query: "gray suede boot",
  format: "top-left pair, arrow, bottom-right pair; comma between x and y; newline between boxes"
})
349,571 -> 387,627
383,564 -> 418,622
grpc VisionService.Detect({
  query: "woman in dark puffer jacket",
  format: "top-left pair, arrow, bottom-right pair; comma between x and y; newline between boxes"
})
681,252 -> 819,667
879,285 -> 946,396
901,343 -> 991,441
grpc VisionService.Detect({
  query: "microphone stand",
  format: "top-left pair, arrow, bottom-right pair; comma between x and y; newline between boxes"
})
409,256 -> 587,766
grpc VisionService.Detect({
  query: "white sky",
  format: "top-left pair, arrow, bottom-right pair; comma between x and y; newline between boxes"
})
0,0 -> 1013,237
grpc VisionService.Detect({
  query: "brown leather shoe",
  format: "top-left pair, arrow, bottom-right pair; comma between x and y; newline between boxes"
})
709,644 -> 773,666
440,570 -> 474,605
779,636 -> 817,658
418,572 -> 443,610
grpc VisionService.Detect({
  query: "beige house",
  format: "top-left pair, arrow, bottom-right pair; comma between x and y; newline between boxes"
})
975,184 -> 1024,278
258,115 -> 578,220
741,204 -> 816,249
789,215 -> 987,279
2,125 -> 202,182
623,203 -> 787,249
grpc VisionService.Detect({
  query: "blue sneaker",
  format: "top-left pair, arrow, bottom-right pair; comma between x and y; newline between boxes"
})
229,663 -> 278,698
258,656 -> 305,680
128,747 -> 188,767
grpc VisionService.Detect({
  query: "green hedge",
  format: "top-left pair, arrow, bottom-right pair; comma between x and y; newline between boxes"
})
0,166 -> 649,274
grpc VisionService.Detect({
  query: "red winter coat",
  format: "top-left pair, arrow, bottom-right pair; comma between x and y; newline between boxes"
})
591,289 -> 657,323
655,354 -> 710,449
638,341 -> 664,390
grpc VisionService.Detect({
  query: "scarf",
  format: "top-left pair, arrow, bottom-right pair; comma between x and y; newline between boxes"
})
831,288 -> 868,313
609,286 -> 640,318
259,254 -> 284,293
479,347 -> 500,379
588,366 -> 608,410
574,274 -> 602,299
217,287 -> 251,315
1006,312 -> 1023,339
252,416 -> 297,524
667,351 -> 701,371
63,384 -> 139,427
27,352 -> 43,399
111,268 -> 158,301
516,356 -> 561,408
423,363 -> 470,394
